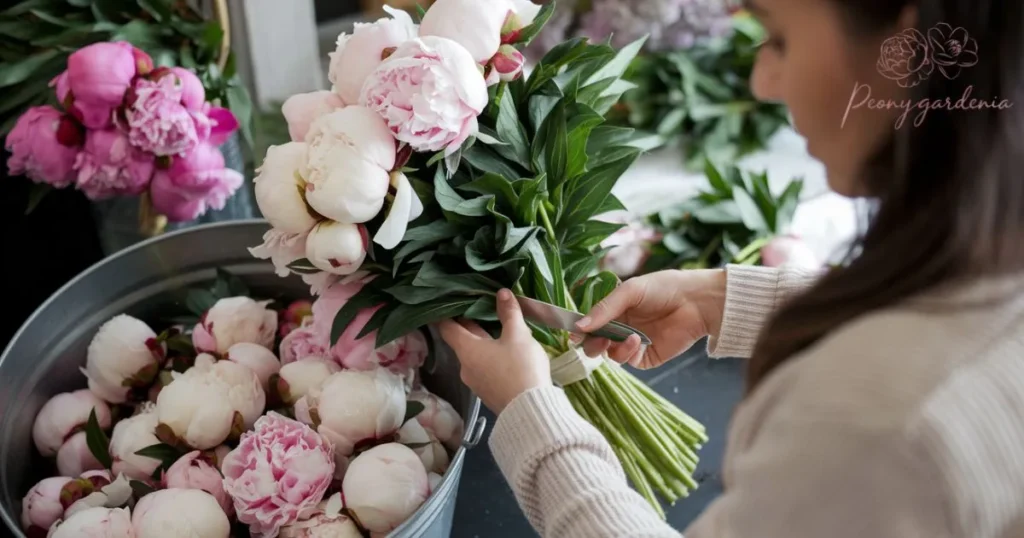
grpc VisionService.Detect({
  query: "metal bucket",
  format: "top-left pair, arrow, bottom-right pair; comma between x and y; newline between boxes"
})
0,220 -> 485,538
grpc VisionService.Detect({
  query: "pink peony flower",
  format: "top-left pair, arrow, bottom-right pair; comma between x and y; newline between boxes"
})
65,42 -> 144,129
280,300 -> 314,338
169,67 -> 205,111
33,389 -> 111,457
408,390 -> 464,451
21,476 -> 73,534
49,506 -> 135,538
278,323 -> 329,365
224,342 -> 281,392
599,218 -> 660,279
149,143 -> 243,222
125,75 -> 202,157
274,358 -> 340,406
327,7 -> 417,105
73,128 -> 154,200
163,451 -> 233,515
221,412 -> 335,537
249,228 -> 310,279
360,36 -> 488,155
56,431 -> 105,477
5,105 -> 81,187
761,234 -> 821,270
193,296 -> 277,355
132,489 -> 229,537
342,443 -> 429,533
281,91 -> 345,142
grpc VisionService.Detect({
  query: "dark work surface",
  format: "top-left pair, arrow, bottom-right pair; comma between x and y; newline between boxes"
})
451,345 -> 746,537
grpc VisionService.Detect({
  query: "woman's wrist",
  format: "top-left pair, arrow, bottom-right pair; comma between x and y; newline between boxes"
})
693,268 -> 727,339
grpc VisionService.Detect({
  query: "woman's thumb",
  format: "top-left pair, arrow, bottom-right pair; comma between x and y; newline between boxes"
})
496,289 -> 528,338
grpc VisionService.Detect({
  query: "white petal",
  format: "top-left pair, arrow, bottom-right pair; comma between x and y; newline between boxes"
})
325,492 -> 344,515
374,172 -> 416,250
100,474 -> 133,507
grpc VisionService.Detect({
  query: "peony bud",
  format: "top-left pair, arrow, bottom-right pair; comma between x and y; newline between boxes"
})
282,91 -> 346,142
56,431 -> 105,477
397,419 -> 450,475
305,221 -> 369,276
761,234 -> 821,270
149,143 -> 244,223
307,369 -> 406,457
408,390 -> 464,451
279,494 -> 361,538
303,144 -> 390,225
222,413 -> 335,537
65,42 -> 138,129
275,358 -> 341,406
49,507 -> 134,538
20,477 -> 72,534
224,342 -> 281,392
428,472 -> 443,494
327,8 -> 417,105
420,0 -> 514,63
342,443 -> 429,533
109,405 -> 162,481
278,323 -> 329,365
163,451 -> 232,515
156,357 -> 266,450
253,142 -> 319,234
63,473 -> 134,519
132,489 -> 230,538
169,67 -> 205,111
491,44 -> 525,82
5,106 -> 81,188
84,314 -> 164,404
305,106 -> 397,172
33,389 -> 111,457
192,297 -> 277,355
80,470 -> 113,490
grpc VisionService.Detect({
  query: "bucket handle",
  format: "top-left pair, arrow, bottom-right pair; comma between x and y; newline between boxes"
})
461,416 -> 487,449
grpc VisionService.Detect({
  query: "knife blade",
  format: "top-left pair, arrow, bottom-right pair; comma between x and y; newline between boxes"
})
515,296 -> 652,345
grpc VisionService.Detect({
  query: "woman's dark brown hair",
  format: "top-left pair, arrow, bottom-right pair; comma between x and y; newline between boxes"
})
746,0 -> 1024,393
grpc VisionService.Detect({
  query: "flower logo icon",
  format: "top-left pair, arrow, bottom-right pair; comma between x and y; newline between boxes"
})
877,23 -> 979,86
928,23 -> 979,79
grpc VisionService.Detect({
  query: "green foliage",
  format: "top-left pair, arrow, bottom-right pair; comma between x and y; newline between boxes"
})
612,15 -> 790,170
342,37 -> 653,351
0,0 -> 254,145
641,159 -> 804,272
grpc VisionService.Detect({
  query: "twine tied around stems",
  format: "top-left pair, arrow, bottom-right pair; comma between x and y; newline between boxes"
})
550,347 -> 607,386
137,0 -> 232,236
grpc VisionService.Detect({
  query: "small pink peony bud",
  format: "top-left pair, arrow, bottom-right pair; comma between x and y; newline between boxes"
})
408,389 -> 465,451
163,451 -> 232,515
132,489 -> 230,537
20,477 -> 72,534
48,506 -> 133,538
56,431 -> 105,477
491,45 -> 525,82
307,369 -> 406,457
85,314 -> 164,404
342,443 -> 429,533
32,389 -> 111,457
192,297 -> 277,356
224,342 -> 281,392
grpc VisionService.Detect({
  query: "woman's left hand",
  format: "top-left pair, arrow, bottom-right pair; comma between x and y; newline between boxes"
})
438,289 -> 551,413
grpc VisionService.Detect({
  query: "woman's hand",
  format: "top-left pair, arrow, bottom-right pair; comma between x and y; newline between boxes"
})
438,289 -> 551,413
577,269 -> 727,369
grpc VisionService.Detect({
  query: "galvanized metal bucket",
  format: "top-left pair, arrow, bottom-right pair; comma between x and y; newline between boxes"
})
0,220 -> 485,538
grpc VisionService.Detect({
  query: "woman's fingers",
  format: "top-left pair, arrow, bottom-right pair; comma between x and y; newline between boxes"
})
607,334 -> 643,364
438,319 -> 482,356
577,280 -> 643,332
459,319 -> 490,339
582,337 -> 612,358
496,289 -> 530,340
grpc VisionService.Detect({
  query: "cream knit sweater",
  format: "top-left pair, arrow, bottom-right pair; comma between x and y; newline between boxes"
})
489,265 -> 1024,538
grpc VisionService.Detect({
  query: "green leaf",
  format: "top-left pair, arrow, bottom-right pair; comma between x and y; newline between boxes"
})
704,159 -> 732,196
0,49 -> 58,88
225,83 -> 253,149
462,141 -> 525,181
464,295 -> 498,321
495,89 -> 531,166
775,178 -> 804,231
560,149 -> 640,231
548,243 -> 566,308
85,409 -> 113,469
377,298 -> 477,346
134,442 -> 182,462
692,201 -> 742,224
434,167 -> 491,217
532,102 -> 567,186
185,289 -> 218,316
512,1 -> 554,46
579,271 -> 619,313
404,400 -> 426,423
137,0 -> 170,21
286,258 -> 319,275
385,285 -> 450,305
526,81 -> 562,135
564,220 -> 625,250
332,289 -> 385,345
564,251 -> 600,288
565,104 -> 604,180
24,183 -> 52,215
461,173 -> 518,207
524,237 -> 554,283
585,36 -> 646,86
514,173 -> 547,225
732,187 -> 770,233
357,305 -> 390,339
412,261 -> 502,293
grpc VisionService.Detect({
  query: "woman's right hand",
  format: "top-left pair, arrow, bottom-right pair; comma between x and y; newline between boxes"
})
577,269 -> 727,369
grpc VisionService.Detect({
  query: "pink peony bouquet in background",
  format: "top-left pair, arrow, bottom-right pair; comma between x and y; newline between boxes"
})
21,267 -> 458,537
4,41 -> 241,223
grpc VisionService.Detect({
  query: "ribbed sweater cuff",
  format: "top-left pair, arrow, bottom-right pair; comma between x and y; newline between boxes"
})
489,385 -> 606,481
707,265 -> 821,358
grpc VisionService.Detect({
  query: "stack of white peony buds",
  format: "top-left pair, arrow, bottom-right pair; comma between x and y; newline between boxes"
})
250,0 -> 542,297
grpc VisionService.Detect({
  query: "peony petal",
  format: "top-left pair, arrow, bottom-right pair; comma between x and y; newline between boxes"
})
206,107 -> 240,146
373,172 -> 415,249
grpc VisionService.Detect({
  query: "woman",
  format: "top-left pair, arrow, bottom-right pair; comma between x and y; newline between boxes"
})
439,0 -> 1024,536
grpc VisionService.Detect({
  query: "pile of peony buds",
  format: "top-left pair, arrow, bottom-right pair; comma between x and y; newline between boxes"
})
24,273 -> 461,538
4,41 -> 242,222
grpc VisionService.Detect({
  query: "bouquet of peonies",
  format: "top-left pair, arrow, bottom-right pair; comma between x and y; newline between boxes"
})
600,160 -> 820,278
4,41 -> 242,222
249,0 -> 707,517
22,270 -> 462,537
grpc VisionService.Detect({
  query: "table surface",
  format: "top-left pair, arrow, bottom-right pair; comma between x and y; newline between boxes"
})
451,344 -> 745,537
